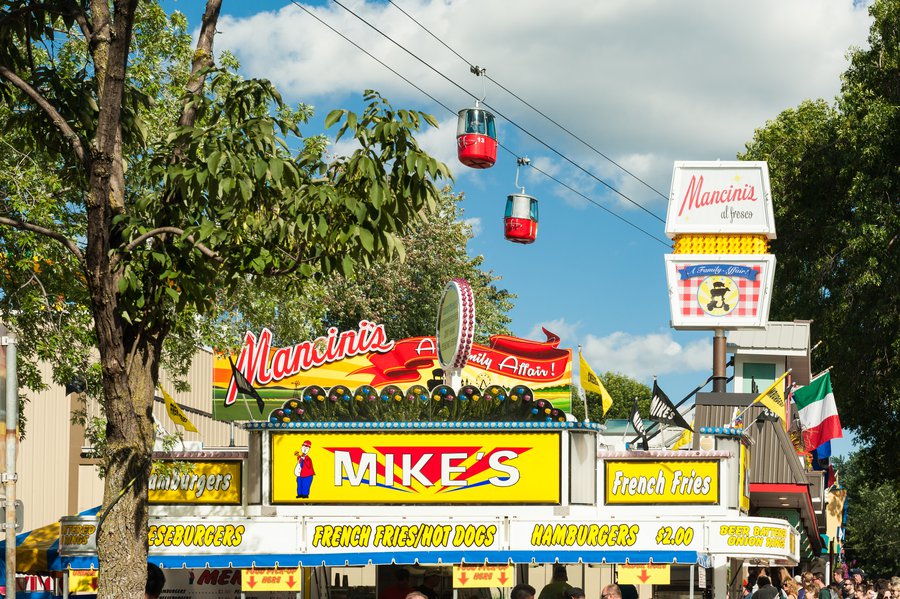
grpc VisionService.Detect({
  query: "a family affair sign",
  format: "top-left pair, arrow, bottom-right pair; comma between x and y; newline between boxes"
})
213,323 -> 572,420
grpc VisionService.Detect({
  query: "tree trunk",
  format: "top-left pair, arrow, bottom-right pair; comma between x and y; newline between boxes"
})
95,341 -> 158,598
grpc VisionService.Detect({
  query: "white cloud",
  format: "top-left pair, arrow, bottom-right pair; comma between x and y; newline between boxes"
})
581,331 -> 710,381
462,217 -> 482,238
216,0 -> 871,212
527,318 -> 581,344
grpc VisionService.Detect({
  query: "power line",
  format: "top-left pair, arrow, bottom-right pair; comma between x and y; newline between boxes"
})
288,0 -> 669,245
327,0 -> 666,224
526,160 -> 672,248
287,1 -> 455,114
387,0 -> 670,203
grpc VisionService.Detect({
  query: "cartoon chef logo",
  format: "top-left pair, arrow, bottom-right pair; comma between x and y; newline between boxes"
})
294,440 -> 316,499
698,276 -> 738,316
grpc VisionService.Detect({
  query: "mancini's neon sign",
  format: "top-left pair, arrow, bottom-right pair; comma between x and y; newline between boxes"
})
225,322 -> 394,406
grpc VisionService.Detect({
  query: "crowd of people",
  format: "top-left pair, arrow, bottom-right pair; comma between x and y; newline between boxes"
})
745,566 -> 899,599
382,563 -> 899,599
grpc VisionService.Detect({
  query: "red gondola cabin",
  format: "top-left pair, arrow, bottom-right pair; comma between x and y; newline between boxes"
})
457,107 -> 497,169
504,193 -> 538,244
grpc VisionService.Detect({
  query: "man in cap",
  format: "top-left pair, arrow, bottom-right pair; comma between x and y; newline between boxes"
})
538,565 -> 572,599
294,440 -> 315,498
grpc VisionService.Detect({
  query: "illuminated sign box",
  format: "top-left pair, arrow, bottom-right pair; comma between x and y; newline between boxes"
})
270,432 -> 561,504
149,460 -> 242,505
666,161 -> 775,238
664,254 -> 776,329
59,516 -> 98,556
707,520 -> 799,563
213,326 -> 573,421
604,460 -> 720,505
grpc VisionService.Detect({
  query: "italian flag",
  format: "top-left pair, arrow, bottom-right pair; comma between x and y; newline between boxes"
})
793,372 -> 843,451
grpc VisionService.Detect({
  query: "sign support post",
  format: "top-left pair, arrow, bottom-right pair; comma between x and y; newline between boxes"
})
712,328 -> 727,393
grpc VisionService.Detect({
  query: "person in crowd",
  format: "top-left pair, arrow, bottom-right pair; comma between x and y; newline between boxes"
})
512,584 -> 536,599
800,573 -> 816,599
416,570 -> 441,599
754,575 -> 782,599
538,565 -> 572,599
815,573 -> 834,599
782,575 -> 801,599
749,568 -> 769,595
146,563 -> 166,599
563,587 -> 585,599
851,570 -> 866,587
772,567 -> 792,596
841,580 -> 857,598
380,569 -> 412,599
600,584 -> 622,599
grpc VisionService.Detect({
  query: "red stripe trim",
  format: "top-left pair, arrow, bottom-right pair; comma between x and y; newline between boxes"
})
749,483 -> 818,547
750,483 -> 807,494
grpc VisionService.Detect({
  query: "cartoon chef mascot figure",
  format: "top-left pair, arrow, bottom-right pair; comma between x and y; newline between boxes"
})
294,440 -> 315,499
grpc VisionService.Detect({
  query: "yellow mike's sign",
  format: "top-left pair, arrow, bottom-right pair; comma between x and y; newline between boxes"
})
149,460 -> 242,505
604,460 -> 719,505
271,432 -> 560,504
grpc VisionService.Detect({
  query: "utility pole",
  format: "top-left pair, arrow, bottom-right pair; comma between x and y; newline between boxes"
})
1,324 -> 17,599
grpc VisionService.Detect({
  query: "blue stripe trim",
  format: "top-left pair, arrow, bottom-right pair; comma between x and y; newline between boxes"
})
57,550 -> 696,570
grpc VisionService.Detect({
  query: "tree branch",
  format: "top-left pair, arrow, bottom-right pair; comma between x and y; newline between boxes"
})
116,226 -> 222,265
178,0 -> 222,129
0,216 -> 84,262
0,65 -> 88,167
65,0 -> 93,43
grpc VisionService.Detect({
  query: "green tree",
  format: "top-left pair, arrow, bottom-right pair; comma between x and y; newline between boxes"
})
195,189 -> 513,357
317,189 -> 514,342
740,0 -> 900,481
571,372 -> 651,422
0,2 -> 448,596
833,452 -> 900,576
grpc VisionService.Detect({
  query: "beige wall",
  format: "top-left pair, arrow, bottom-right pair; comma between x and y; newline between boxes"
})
17,347 -> 246,531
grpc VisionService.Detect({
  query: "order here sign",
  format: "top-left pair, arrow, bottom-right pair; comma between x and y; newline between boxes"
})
241,567 -> 302,592
453,564 -> 515,588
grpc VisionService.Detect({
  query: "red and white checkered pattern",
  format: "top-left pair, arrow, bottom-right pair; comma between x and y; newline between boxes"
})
676,266 -> 762,318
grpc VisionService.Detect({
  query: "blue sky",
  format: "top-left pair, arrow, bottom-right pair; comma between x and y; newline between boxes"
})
165,0 -> 870,454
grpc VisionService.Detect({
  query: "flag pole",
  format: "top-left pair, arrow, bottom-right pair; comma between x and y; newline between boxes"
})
622,396 -> 634,448
734,368 -> 792,424
577,345 -> 590,423
810,365 -> 833,382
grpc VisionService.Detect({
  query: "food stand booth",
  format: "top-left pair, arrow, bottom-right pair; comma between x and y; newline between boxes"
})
53,272 -> 801,597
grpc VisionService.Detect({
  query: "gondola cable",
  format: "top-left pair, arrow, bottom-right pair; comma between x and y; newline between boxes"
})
287,0 -> 671,247
386,0 -> 670,203
326,0 -> 665,224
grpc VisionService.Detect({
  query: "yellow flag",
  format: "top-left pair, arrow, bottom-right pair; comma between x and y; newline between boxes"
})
160,385 -> 198,433
754,370 -> 791,430
671,424 -> 693,450
579,350 -> 613,416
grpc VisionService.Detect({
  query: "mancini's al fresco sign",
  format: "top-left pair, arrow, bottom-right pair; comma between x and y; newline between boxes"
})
213,323 -> 572,420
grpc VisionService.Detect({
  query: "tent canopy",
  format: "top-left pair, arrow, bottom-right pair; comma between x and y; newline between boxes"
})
0,507 -> 100,582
